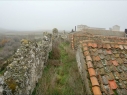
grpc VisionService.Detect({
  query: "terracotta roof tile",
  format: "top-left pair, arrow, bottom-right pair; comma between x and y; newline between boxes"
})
103,50 -> 107,55
115,54 -> 119,58
102,75 -> 108,85
106,44 -> 111,49
92,43 -> 97,48
104,66 -> 111,73
109,65 -> 117,72
98,49 -> 103,54
120,72 -> 127,80
119,53 -> 125,58
116,89 -> 121,95
113,72 -> 120,80
124,45 -> 127,49
93,56 -> 101,61
106,50 -> 112,54
119,45 -> 124,49
98,44 -> 102,48
83,47 -> 88,51
95,61 -> 103,68
88,42 -> 92,47
107,60 -> 112,65
108,72 -> 115,80
84,51 -> 90,56
87,61 -> 93,68
101,60 -> 107,66
105,55 -> 111,60
99,68 -> 105,75
112,60 -> 119,66
104,85 -> 114,95
112,49 -> 117,53
76,34 -> 127,95
116,58 -> 123,64
90,76 -> 99,86
92,86 -> 102,95
99,54 -> 105,59
86,56 -> 92,61
102,44 -> 107,49
121,89 -> 127,95
111,44 -> 114,48
117,80 -> 126,88
114,44 -> 119,49
116,65 -> 123,73
109,80 -> 117,89
88,68 -> 96,77
82,43 -> 87,46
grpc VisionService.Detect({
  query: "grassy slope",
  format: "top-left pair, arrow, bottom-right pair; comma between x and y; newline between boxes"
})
35,42 -> 85,95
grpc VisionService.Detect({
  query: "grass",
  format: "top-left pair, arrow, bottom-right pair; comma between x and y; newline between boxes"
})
0,47 -> 3,51
35,40 -> 85,95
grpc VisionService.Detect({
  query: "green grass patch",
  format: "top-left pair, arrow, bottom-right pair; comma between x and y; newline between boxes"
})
36,40 -> 85,95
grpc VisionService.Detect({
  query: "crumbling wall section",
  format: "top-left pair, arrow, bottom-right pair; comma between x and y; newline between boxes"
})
0,37 -> 52,95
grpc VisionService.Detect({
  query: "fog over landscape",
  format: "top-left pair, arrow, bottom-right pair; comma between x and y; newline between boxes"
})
0,1 -> 127,32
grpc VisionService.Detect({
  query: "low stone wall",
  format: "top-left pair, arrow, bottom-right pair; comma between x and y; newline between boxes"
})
76,45 -> 92,95
0,37 -> 52,95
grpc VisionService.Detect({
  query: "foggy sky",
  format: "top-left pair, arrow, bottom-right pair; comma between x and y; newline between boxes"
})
0,1 -> 127,31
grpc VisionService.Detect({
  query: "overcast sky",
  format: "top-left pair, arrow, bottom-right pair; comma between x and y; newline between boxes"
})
0,1 -> 127,31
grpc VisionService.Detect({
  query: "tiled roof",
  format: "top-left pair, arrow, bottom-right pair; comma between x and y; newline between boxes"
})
80,40 -> 127,95
70,32 -> 127,50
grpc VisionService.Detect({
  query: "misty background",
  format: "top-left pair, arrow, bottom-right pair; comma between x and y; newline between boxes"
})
0,1 -> 127,32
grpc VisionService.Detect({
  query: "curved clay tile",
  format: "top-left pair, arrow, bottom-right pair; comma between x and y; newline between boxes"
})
88,42 -> 92,47
92,43 -> 97,48
112,60 -> 119,66
118,80 -> 126,88
119,45 -> 124,50
111,44 -> 114,48
87,61 -> 93,68
92,86 -> 102,95
108,72 -> 115,80
86,56 -> 92,61
84,51 -> 90,56
88,68 -> 96,77
103,44 -> 107,48
106,50 -> 112,54
104,85 -> 114,95
104,66 -> 111,73
98,49 -> 103,54
113,72 -> 120,80
114,44 -> 119,49
102,75 -> 108,85
106,44 -> 111,49
124,45 -> 127,49
116,66 -> 123,73
83,47 -> 88,51
99,54 -> 105,59
105,55 -> 111,60
107,60 -> 112,65
116,58 -> 123,64
82,43 -> 87,46
79,41 -> 82,44
95,56 -> 101,61
108,80 -> 117,89
98,44 -> 102,48
90,76 -> 99,86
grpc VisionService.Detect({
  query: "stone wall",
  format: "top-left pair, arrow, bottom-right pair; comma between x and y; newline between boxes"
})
76,45 -> 92,95
77,29 -> 125,37
0,36 -> 52,95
